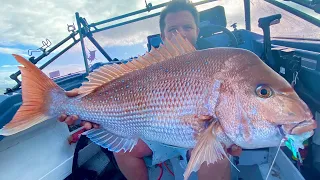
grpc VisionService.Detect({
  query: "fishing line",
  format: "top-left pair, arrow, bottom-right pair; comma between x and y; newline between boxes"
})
225,154 -> 240,172
265,138 -> 285,180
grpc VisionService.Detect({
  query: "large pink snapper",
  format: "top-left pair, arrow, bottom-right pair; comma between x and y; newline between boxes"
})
0,33 -> 317,179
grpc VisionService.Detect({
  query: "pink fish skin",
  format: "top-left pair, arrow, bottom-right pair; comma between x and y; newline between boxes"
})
0,32 -> 316,180
47,48 -> 312,149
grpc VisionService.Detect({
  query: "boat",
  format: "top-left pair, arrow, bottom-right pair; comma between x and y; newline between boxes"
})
0,0 -> 319,179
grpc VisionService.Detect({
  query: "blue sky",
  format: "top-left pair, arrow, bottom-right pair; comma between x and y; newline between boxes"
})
0,0 -> 319,94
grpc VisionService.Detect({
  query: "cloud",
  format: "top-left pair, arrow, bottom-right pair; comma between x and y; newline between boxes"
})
1,64 -> 44,68
0,47 -> 29,57
0,0 -> 228,51
1,65 -> 18,68
2,0 -> 318,56
92,16 -> 160,48
0,0 -> 165,49
1,0 -> 244,55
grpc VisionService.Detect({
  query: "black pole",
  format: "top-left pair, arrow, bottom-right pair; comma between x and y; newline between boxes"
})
76,12 -> 90,74
89,2 -> 169,27
258,14 -> 282,69
90,0 -> 218,33
92,13 -> 160,33
244,0 -> 251,31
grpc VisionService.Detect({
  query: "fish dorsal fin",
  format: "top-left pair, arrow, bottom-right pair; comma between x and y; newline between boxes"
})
77,31 -> 196,95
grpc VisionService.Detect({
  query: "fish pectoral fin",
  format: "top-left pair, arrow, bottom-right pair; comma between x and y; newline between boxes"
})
83,129 -> 138,153
183,122 -> 228,180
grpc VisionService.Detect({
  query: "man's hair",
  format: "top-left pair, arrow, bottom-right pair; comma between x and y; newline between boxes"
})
159,1 -> 200,34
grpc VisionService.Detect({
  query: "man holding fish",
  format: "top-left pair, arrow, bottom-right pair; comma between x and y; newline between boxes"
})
0,1 -> 316,180
59,1 -> 242,180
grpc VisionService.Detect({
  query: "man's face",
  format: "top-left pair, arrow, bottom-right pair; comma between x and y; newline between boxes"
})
161,10 -> 199,46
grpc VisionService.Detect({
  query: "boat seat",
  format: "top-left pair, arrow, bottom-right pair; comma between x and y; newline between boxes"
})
142,140 -> 196,180
142,140 -> 188,167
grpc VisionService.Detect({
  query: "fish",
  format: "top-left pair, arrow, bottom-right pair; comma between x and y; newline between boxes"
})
0,32 -> 317,180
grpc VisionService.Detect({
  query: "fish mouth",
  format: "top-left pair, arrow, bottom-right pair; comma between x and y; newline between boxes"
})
280,118 -> 317,135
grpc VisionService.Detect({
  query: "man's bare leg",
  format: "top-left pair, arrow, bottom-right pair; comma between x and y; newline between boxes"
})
198,158 -> 231,180
113,139 -> 152,180
187,146 -> 237,180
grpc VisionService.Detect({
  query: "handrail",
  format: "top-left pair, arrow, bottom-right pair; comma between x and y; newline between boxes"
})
5,0 -> 215,94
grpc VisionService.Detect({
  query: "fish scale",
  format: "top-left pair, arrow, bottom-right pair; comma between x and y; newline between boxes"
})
54,56 -> 212,146
1,32 -> 317,180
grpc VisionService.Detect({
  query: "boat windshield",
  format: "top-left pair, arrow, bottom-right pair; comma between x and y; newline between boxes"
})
0,0 -> 319,94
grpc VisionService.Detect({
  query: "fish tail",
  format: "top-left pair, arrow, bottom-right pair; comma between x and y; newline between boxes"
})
0,54 -> 64,136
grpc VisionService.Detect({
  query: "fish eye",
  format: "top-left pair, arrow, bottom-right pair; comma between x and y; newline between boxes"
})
256,85 -> 273,98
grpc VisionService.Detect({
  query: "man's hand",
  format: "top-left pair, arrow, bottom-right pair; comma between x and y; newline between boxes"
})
226,144 -> 242,157
198,114 -> 243,157
58,88 -> 100,130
